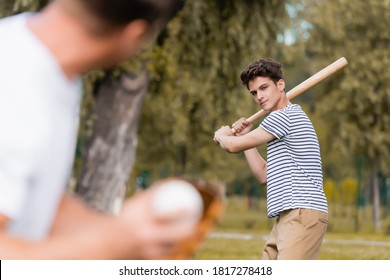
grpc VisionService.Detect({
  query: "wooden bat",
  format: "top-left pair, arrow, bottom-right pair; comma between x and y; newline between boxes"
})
241,56 -> 349,127
214,57 -> 348,143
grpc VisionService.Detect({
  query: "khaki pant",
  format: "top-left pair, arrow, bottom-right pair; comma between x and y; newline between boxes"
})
261,208 -> 328,260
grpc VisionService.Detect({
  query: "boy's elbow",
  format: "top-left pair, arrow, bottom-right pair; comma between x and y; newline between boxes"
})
259,178 -> 267,186
254,175 -> 266,186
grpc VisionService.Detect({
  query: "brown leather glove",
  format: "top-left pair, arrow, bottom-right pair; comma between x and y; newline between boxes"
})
162,177 -> 225,260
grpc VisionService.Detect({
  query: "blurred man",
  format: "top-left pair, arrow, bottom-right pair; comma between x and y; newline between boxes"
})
0,0 -> 193,259
214,59 -> 328,259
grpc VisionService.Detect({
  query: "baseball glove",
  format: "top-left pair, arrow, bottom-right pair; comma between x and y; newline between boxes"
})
161,177 -> 225,260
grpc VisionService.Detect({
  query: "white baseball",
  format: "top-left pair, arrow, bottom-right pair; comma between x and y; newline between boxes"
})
152,179 -> 204,228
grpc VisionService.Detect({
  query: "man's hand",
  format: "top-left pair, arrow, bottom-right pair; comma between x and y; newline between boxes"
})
0,214 -> 8,230
117,183 -> 197,259
0,187 -> 198,260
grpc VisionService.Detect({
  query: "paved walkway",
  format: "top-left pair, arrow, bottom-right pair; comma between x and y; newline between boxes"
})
209,232 -> 390,247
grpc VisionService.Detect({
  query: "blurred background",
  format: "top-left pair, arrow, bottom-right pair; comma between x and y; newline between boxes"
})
2,0 -> 389,259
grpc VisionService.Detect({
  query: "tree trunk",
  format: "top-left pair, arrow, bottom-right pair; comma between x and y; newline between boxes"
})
75,70 -> 149,213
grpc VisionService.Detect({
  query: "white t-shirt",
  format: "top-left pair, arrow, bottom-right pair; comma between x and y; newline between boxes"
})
0,13 -> 82,240
260,104 -> 328,218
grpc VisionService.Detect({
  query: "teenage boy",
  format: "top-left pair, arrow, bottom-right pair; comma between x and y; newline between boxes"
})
214,58 -> 328,260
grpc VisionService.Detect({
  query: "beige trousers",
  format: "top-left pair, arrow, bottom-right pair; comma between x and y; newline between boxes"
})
261,208 -> 328,260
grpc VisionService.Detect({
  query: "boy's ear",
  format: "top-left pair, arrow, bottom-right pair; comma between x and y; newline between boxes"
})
121,19 -> 151,48
113,19 -> 152,58
120,19 -> 150,47
277,79 -> 285,92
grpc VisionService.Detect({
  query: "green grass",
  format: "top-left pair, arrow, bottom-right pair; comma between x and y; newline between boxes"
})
194,230 -> 390,260
193,196 -> 390,260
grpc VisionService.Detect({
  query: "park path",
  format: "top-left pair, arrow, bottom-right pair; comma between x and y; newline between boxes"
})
209,232 -> 390,247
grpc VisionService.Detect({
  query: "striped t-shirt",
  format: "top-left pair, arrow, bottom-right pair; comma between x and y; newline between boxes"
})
260,104 -> 328,218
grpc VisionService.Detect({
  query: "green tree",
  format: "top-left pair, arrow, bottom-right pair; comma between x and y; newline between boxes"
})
134,0 -> 289,185
1,0 -> 291,208
294,0 -> 390,231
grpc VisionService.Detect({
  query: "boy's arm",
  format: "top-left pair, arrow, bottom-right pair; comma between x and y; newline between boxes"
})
214,125 -> 275,153
214,118 -> 271,185
244,148 -> 267,185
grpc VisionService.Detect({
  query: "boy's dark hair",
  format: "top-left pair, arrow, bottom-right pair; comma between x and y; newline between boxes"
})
240,59 -> 284,89
71,0 -> 182,34
87,0 -> 179,25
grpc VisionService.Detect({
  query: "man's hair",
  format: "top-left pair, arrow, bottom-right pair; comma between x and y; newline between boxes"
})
61,0 -> 181,35
240,59 -> 284,89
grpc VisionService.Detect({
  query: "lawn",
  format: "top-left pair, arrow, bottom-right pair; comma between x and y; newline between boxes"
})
193,196 -> 390,260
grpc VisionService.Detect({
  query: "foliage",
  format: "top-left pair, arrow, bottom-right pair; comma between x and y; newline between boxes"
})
323,178 -> 337,205
133,0 -> 289,185
324,177 -> 358,206
293,0 -> 390,175
0,0 -> 47,16
340,177 -> 358,205
0,0 -> 289,191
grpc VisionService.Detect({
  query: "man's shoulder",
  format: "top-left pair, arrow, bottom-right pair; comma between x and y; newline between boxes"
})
0,13 -> 30,30
0,13 -> 33,59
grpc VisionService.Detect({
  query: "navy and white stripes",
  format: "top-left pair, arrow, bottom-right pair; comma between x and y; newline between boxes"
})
260,104 -> 328,218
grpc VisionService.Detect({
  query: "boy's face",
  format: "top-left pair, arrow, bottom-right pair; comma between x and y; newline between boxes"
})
248,76 -> 285,112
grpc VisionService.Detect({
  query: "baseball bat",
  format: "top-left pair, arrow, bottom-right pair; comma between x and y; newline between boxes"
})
214,57 -> 348,143
242,56 -> 348,126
